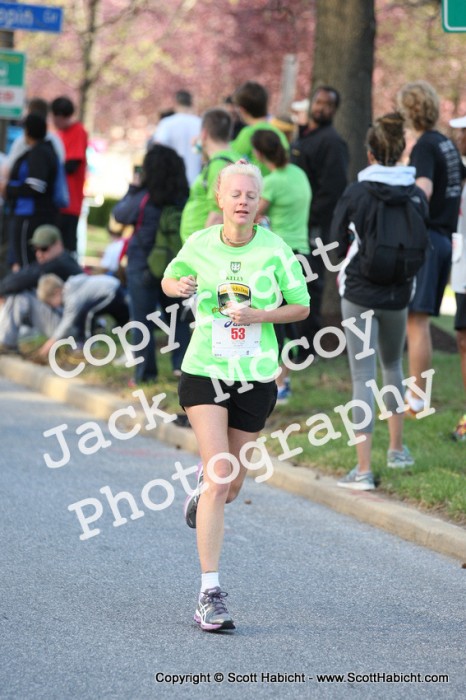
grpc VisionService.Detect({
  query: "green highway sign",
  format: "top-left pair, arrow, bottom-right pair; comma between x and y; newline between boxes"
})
442,0 -> 466,32
0,49 -> 26,119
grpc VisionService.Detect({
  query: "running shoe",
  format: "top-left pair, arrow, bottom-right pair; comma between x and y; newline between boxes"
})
387,445 -> 415,468
452,414 -> 466,442
184,462 -> 203,529
337,466 -> 375,490
194,587 -> 235,631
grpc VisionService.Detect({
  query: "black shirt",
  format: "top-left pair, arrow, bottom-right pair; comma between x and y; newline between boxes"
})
409,130 -> 463,237
291,124 -> 349,236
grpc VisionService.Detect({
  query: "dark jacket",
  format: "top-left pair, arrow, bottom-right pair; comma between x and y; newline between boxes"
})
0,252 -> 82,296
112,186 -> 162,275
6,140 -> 58,218
330,164 -> 428,310
291,124 -> 349,236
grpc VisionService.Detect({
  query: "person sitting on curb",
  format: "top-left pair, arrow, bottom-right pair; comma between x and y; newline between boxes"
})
0,272 -> 129,359
0,225 -> 82,298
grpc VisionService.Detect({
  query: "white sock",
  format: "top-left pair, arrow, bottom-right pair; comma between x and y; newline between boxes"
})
201,572 -> 219,595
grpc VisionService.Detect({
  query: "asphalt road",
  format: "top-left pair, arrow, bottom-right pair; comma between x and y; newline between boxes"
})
0,376 -> 464,699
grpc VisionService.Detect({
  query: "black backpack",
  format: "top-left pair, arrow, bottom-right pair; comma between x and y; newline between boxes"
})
358,185 -> 429,285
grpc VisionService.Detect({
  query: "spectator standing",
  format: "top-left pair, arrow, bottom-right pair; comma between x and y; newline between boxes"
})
251,129 -> 312,402
330,113 -> 428,490
113,144 -> 190,384
397,81 -> 464,415
291,86 -> 349,355
230,81 -> 289,176
3,114 -> 58,268
2,98 -> 65,181
180,108 -> 240,243
51,96 -> 88,255
449,115 -> 466,441
152,90 -> 202,186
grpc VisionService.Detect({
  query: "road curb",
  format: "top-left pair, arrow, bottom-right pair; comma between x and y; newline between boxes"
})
2,355 -> 465,563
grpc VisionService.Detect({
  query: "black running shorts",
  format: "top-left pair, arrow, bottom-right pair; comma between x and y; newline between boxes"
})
178,371 -> 277,433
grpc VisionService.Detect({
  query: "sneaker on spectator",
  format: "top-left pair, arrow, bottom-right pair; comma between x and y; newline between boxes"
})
387,445 -> 415,468
194,587 -> 235,631
184,462 -> 204,528
452,414 -> 466,442
276,384 -> 291,404
337,466 -> 375,490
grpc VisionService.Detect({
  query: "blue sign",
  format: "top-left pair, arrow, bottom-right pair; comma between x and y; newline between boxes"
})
0,2 -> 63,33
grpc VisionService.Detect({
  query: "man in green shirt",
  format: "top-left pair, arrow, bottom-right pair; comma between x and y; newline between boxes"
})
180,109 -> 240,243
231,81 -> 289,176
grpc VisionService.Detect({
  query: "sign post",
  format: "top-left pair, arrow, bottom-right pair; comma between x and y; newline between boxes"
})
0,48 -> 25,119
442,0 -> 466,32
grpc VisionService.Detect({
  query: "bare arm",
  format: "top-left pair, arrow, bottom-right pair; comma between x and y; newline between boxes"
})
256,197 -> 270,218
205,211 -> 223,227
416,176 -> 433,201
226,301 -> 309,325
161,275 -> 197,298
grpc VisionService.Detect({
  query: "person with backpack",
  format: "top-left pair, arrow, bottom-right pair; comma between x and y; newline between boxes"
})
330,113 -> 429,490
112,144 -> 190,385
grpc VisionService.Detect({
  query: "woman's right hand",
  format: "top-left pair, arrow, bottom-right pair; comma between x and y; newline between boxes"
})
176,275 -> 198,298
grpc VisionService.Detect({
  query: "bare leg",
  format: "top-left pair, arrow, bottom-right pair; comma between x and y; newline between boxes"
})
407,311 -> 432,394
457,329 -> 466,393
185,405 -> 259,573
355,433 -> 373,473
387,412 -> 404,452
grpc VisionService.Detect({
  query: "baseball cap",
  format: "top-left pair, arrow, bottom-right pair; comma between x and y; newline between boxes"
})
30,225 -> 62,248
449,116 -> 466,129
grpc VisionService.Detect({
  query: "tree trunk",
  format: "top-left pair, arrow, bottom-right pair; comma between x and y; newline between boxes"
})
312,0 -> 375,317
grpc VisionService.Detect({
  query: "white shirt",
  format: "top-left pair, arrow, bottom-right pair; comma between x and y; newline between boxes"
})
153,112 -> 202,186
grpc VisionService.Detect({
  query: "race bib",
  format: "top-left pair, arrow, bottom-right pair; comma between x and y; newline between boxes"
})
212,318 -> 261,358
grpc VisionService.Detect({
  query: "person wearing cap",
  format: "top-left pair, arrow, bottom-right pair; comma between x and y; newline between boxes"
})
397,81 -> 464,416
0,225 -> 81,298
0,269 -> 129,357
449,115 -> 466,440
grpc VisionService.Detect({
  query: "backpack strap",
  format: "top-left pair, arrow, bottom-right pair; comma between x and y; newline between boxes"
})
135,192 -> 150,231
201,155 -> 235,190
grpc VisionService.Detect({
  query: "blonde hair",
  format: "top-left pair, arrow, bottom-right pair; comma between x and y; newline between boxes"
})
397,81 -> 439,132
37,273 -> 64,303
216,162 -> 263,196
366,112 -> 406,166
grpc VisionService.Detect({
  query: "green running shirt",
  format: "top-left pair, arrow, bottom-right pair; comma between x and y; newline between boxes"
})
164,224 -> 310,381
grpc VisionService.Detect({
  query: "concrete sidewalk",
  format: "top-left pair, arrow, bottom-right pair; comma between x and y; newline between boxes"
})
1,354 -> 465,563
